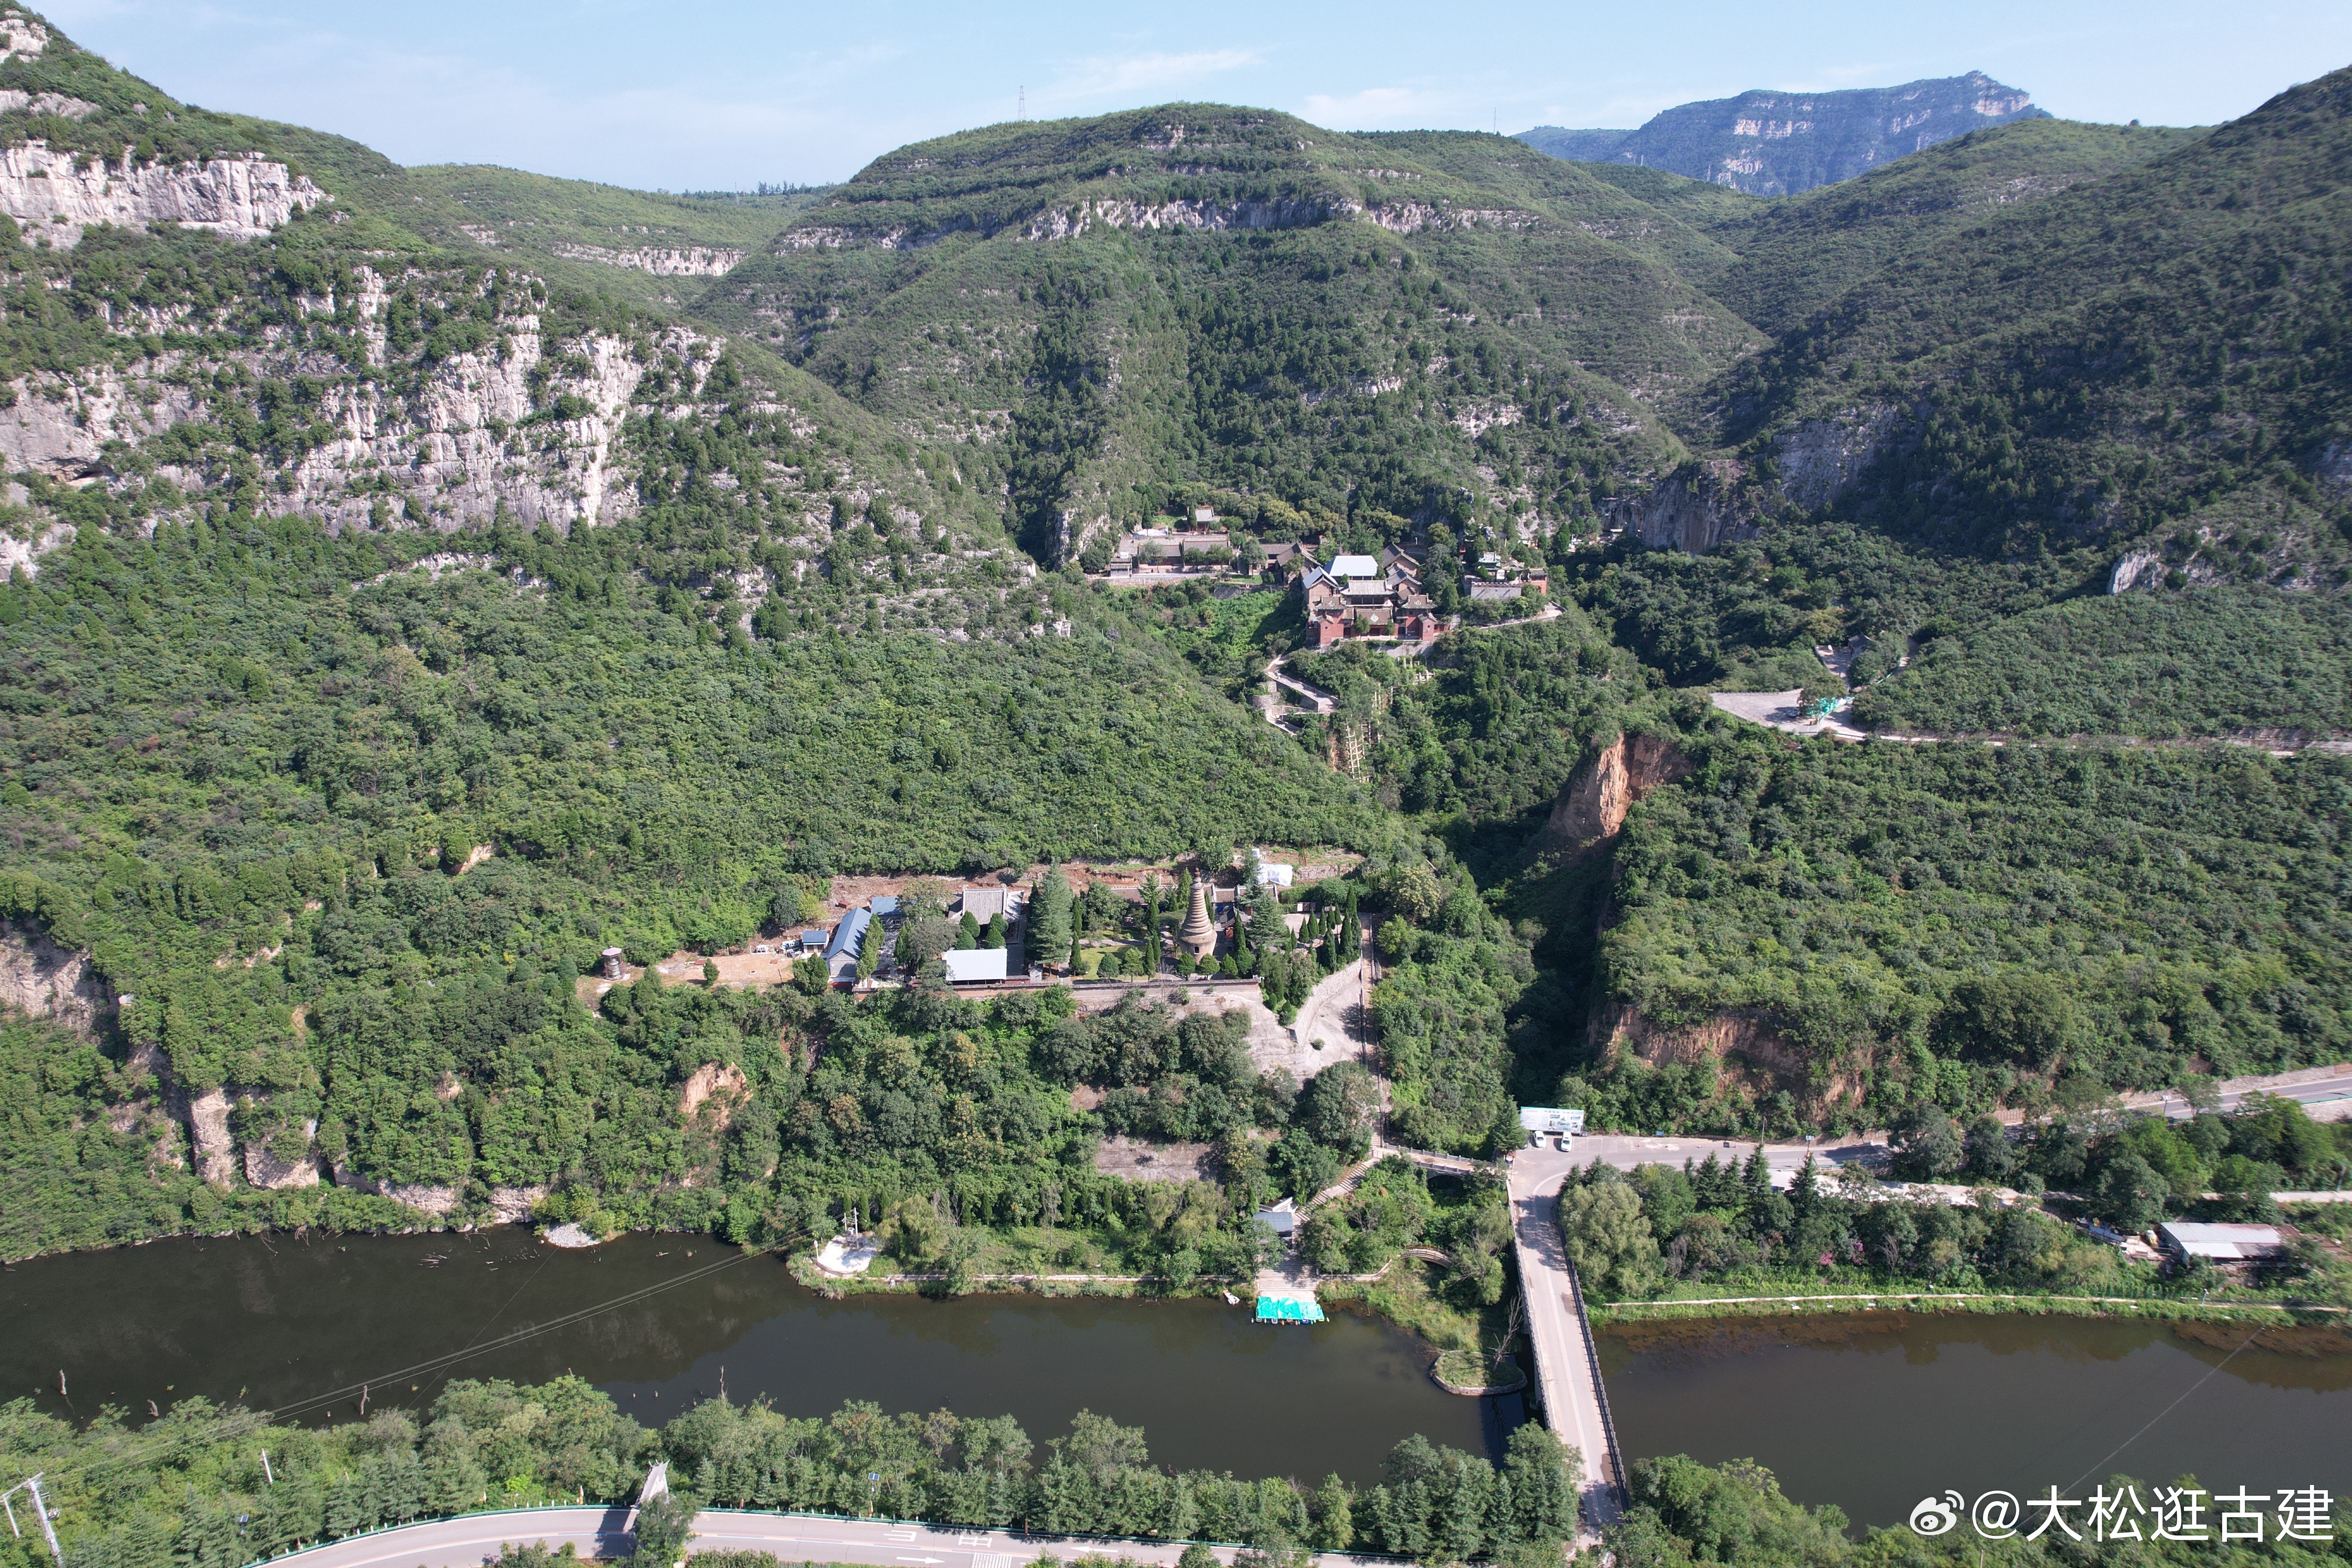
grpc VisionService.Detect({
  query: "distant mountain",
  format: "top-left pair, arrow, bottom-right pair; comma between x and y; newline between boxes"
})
1517,71 -> 2050,194
1514,126 -> 1635,162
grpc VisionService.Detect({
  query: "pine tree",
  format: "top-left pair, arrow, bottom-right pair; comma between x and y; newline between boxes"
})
1311,1474 -> 1355,1550
1031,862 -> 1074,970
1695,1152 -> 1726,1207
1792,1151 -> 1819,1215
1743,1145 -> 1770,1197
325,1473 -> 364,1539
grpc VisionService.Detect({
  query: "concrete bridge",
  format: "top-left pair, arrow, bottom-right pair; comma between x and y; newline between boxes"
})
1505,1148 -> 1627,1544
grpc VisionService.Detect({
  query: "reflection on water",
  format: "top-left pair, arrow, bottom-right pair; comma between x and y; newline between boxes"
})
0,1231 -> 1503,1483
1597,1313 -> 2352,1528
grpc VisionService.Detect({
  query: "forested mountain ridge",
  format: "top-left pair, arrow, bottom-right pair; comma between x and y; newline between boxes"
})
0,5 -> 2347,1257
0,12 -> 1390,1254
1517,71 -> 2052,195
703,103 -> 1764,561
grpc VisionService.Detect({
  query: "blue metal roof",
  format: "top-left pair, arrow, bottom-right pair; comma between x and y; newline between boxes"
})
823,908 -> 871,961
870,895 -> 900,916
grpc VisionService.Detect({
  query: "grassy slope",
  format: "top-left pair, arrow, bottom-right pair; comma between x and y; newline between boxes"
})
1688,117 -> 2211,331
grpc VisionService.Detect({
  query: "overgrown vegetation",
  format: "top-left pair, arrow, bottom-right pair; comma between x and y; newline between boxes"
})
0,1381 -> 1583,1568
1558,1094 -> 2352,1308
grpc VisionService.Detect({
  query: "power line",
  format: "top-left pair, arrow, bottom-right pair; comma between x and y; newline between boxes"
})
2064,1325 -> 2267,1494
32,1243 -> 776,1495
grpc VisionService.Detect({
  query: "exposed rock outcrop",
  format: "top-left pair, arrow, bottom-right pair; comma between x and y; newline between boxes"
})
796,194 -> 1540,250
333,1167 -> 461,1215
0,90 -> 96,119
678,1060 -> 748,1124
187,1086 -> 238,1187
550,242 -> 745,276
243,1123 -> 325,1189
490,1185 -> 548,1224
1774,406 -> 1908,510
1547,732 -> 1692,847
2109,548 -> 2164,594
0,267 -> 713,534
0,12 -> 47,61
1026,196 -> 1341,240
1596,1002 -> 1867,1119
0,362 -> 204,481
0,144 -> 327,247
0,916 -> 113,1037
1612,461 -> 1757,553
2315,441 -> 2352,496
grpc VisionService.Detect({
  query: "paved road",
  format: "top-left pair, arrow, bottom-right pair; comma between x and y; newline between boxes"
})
1551,1061 -> 2352,1182
2133,1067 -> 2352,1123
1504,1149 -> 1623,1547
267,1507 -> 1414,1568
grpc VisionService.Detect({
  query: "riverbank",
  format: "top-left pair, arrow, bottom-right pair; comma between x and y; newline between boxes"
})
790,1249 -> 1519,1390
1588,1289 -> 2350,1328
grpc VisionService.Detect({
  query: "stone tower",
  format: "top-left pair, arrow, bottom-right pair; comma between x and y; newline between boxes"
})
1178,876 -> 1217,960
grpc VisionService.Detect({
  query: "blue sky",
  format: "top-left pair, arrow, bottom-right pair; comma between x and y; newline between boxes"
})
40,0 -> 2352,190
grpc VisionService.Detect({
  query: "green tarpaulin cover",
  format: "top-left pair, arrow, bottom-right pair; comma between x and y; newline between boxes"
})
1254,1294 -> 1325,1323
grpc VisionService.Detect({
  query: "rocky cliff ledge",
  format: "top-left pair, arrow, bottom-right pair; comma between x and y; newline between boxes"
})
0,143 -> 327,246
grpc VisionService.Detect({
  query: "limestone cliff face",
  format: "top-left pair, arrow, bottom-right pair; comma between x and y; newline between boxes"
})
1612,461 -> 1757,553
1774,406 -> 1910,510
0,264 -> 709,533
0,11 -> 48,61
550,242 -> 746,276
1546,732 -> 1693,846
0,90 -> 95,119
792,194 -> 1539,249
186,1086 -> 238,1187
1538,72 -> 2048,197
0,916 -> 113,1037
0,144 -> 327,247
0,361 -> 204,481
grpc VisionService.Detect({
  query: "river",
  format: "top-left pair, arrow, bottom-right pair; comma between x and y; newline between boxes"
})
0,1231 -> 1507,1484
8,1234 -> 2347,1525
1598,1313 -> 2352,1528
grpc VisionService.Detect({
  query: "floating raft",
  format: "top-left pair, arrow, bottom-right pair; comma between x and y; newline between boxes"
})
1254,1292 -> 1325,1325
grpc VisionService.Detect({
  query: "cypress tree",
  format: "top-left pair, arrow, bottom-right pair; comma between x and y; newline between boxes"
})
1031,861 -> 1074,969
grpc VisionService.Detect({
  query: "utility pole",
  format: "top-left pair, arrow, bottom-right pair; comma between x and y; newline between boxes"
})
3,1474 -> 65,1566
260,1451 -> 275,1487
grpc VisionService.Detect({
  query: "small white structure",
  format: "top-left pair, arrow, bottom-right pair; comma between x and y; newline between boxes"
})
815,1234 -> 884,1276
942,948 -> 1010,984
1193,506 -> 1217,524
1254,861 -> 1295,888
1331,553 -> 1379,579
2157,1222 -> 2288,1265
1520,1106 -> 1586,1137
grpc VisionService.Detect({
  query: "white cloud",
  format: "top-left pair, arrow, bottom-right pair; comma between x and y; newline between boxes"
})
1296,85 -> 1451,128
1044,47 -> 1261,106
